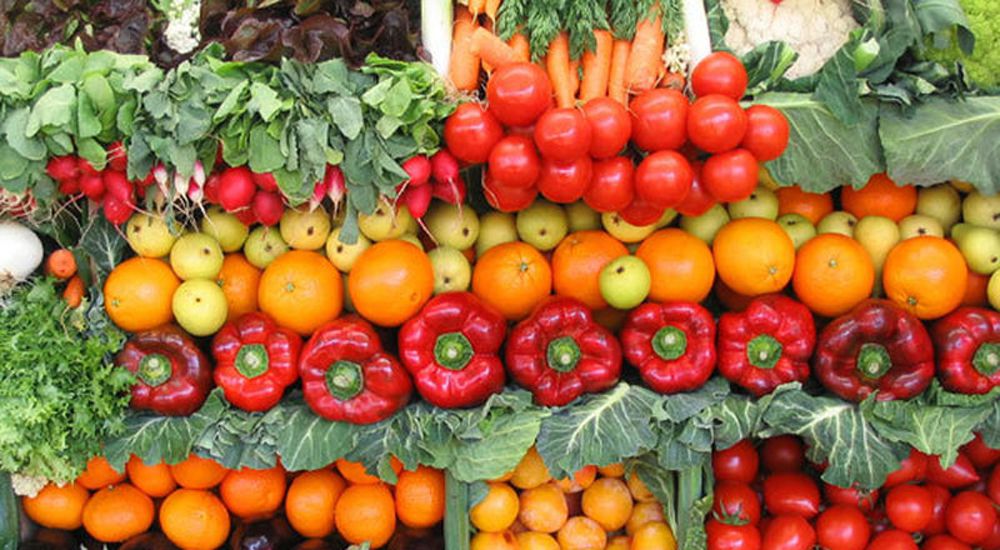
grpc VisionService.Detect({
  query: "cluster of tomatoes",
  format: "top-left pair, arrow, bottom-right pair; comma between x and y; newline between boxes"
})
707,434 -> 1000,550
45,143 -> 151,224
442,52 -> 790,226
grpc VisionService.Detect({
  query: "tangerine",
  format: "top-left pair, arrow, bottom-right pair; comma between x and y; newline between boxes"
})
335,457 -> 402,485
159,488 -> 230,550
471,482 -> 520,532
82,483 -> 154,543
395,466 -> 446,529
285,469 -> 346,538
259,250 -> 343,335
335,483 -> 397,549
217,253 -> 261,322
557,516 -> 607,549
582,477 -> 633,531
793,234 -> 875,317
104,258 -> 179,332
842,173 -> 917,222
637,228 -> 715,303
23,482 -> 89,530
219,465 -> 287,519
713,218 -> 795,296
126,455 -> 177,498
552,231 -> 628,309
511,447 -> 553,490
473,242 -> 552,320
349,240 -> 434,327
76,456 -> 126,490
169,454 -> 228,490
883,236 -> 967,319
776,185 -> 834,224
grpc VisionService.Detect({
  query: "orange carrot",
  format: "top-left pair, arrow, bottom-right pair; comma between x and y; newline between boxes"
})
608,39 -> 631,104
470,27 -> 519,70
625,16 -> 665,93
546,33 -> 574,108
508,33 -> 530,63
579,30 -> 614,101
63,275 -> 84,309
449,13 -> 480,91
45,249 -> 77,280
485,0 -> 502,22
468,0 -> 486,17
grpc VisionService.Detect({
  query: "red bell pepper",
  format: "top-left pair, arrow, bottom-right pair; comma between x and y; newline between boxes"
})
933,307 -> 1000,395
814,300 -> 934,402
620,302 -> 715,394
718,295 -> 816,396
212,312 -> 302,412
116,325 -> 213,416
300,316 -> 412,424
398,292 -> 506,408
506,297 -> 621,406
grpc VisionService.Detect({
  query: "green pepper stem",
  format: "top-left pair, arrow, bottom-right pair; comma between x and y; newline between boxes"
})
747,334 -> 783,370
327,360 -> 364,401
434,332 -> 474,371
857,343 -> 892,379
235,343 -> 270,379
138,353 -> 172,387
972,342 -> 1000,377
547,336 -> 581,373
652,326 -> 687,361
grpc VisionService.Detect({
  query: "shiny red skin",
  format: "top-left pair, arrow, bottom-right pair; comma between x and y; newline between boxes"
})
923,534 -> 973,550
762,472 -> 820,518
629,89 -> 689,152
742,105 -> 790,162
218,166 -> 256,212
687,95 -> 748,153
927,452 -> 981,489
618,197 -> 664,226
675,162 -> 715,216
691,52 -> 749,99
488,135 -> 541,189
533,108 -> 592,162
116,325 -> 213,416
933,307 -> 1000,394
761,435 -> 805,474
962,433 -> 1000,470
761,515 -> 816,550
702,149 -> 759,203
483,172 -> 538,212
713,481 -> 762,525
925,484 -> 952,535
444,103 -> 504,164
989,464 -> 1000,505
212,312 -> 302,412
706,519 -> 761,550
866,530 -> 918,550
816,504 -> 871,550
885,449 -> 930,487
583,98 -> 632,159
945,491 -> 997,545
621,302 -> 716,394
713,440 -> 760,484
634,150 -> 694,209
584,156 -> 634,213
486,63 -> 552,127
824,483 -> 880,513
538,156 -> 593,204
885,484 -> 933,533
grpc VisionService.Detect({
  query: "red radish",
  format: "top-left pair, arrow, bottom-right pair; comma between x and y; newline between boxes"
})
218,166 -> 256,212
431,150 -> 460,186
104,171 -> 134,204
311,176 -> 330,211
252,190 -> 284,226
103,195 -> 133,225
432,177 -> 466,205
46,156 -> 80,182
77,158 -> 100,177
325,165 -> 346,205
58,179 -> 80,195
402,155 -> 432,187
187,181 -> 203,202
80,174 -> 106,201
400,183 -> 433,218
203,174 -> 221,204
107,141 -> 128,172
233,208 -> 257,226
252,172 -> 279,192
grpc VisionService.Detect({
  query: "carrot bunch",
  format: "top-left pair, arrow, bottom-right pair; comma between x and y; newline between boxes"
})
45,248 -> 83,307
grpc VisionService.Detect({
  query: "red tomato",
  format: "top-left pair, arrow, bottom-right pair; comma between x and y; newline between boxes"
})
989,465 -> 1000,505
761,436 -> 805,474
925,484 -> 952,536
962,433 -> 1000,470
687,95 -> 748,153
713,440 -> 760,484
618,197 -> 664,226
582,98 -> 631,159
483,172 -> 538,212
707,519 -> 762,550
634,150 -> 694,209
713,481 -> 762,525
691,52 -> 748,99
885,449 -> 929,488
444,103 -> 504,164
675,162 -> 715,216
486,62 -> 552,127
533,108 -> 592,162
816,505 -> 871,550
629,89 -> 688,152
702,149 -> 758,202
866,530 -> 918,550
585,156 -> 634,213
538,156 -> 593,204
763,473 -> 820,518
945,491 -> 997,545
761,515 -> 816,550
922,534 -> 973,550
742,104 -> 790,162
824,483 -> 880,513
488,135 -> 540,189
980,521 -> 1000,550
886,484 -> 933,533
927,453 -> 981,489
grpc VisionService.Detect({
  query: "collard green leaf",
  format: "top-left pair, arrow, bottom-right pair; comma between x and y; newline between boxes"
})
274,401 -> 359,471
449,392 -> 549,483
742,42 -> 798,95
248,125 -> 285,173
77,216 -> 127,282
813,35 -> 867,124
709,384 -> 796,450
659,377 -> 731,423
193,403 -> 283,471
865,398 -> 992,467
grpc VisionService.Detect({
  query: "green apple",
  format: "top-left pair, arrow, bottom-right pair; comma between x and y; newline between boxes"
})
599,255 -> 651,310
898,214 -> 944,240
428,246 -> 472,294
854,215 -> 900,272
200,207 -> 249,252
359,199 -> 413,241
963,191 -> 1000,230
989,270 -> 1000,310
244,226 -> 289,269
516,200 -> 568,251
916,184 -> 961,232
170,232 -> 224,280
655,209 -> 679,228
777,214 -> 816,249
477,211 -> 519,257
680,205 -> 730,245
953,223 -> 1000,275
601,212 -> 655,243
951,180 -> 974,194
325,228 -> 371,272
280,206 -> 331,250
398,233 -> 425,251
566,201 -> 601,232
425,201 -> 480,250
727,187 -> 779,220
126,213 -> 179,258
817,211 -> 858,237
172,279 -> 228,336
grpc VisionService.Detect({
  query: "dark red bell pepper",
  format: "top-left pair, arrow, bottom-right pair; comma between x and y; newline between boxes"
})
933,307 -> 1000,395
398,292 -> 506,408
300,316 -> 412,424
116,325 -> 213,416
620,302 -> 715,394
814,300 -> 934,402
718,295 -> 815,396
506,296 -> 621,406
212,312 -> 302,412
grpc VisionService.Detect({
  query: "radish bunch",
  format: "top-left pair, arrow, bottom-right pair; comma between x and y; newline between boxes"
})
46,142 -> 153,225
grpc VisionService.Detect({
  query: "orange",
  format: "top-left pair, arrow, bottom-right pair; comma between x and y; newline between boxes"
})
259,250 -> 342,335
23,482 -> 89,530
126,455 -> 177,498
626,474 -> 656,502
792,234 -> 875,317
82,483 -> 154,543
557,516 -> 607,549
335,483 -> 397,549
631,521 -> 677,550
606,535 -> 631,550
104,257 -> 179,332
471,531 -> 520,550
713,218 -> 795,296
518,483 -> 569,533
335,457 -> 402,485
626,501 -> 666,536
581,477 -> 633,531
552,231 -> 628,309
169,454 -> 228,489
598,463 -> 626,478
219,465 -> 287,519
883,236 -> 967,319
473,242 -> 553,320
516,531 -> 561,550
76,456 -> 126,490
395,466 -> 445,528
636,229 -> 715,303
777,185 -> 834,225
471,482 -> 520,532
511,446 -> 552,490
842,173 -> 917,222
159,489 -> 230,550
349,240 -> 434,327
555,465 -> 598,493
217,254 -> 261,322
286,469 -> 346,538
963,271 -> 989,306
